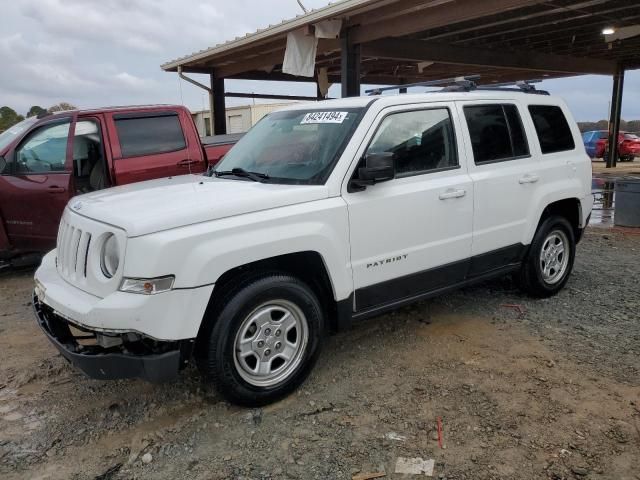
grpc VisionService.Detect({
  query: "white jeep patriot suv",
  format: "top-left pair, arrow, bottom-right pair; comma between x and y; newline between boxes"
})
34,88 -> 593,406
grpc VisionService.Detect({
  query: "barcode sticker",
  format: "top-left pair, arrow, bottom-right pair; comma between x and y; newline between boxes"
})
300,111 -> 348,124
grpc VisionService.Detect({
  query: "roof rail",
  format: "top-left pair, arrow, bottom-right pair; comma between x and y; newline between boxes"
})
476,79 -> 550,95
364,75 -> 549,96
365,75 -> 480,95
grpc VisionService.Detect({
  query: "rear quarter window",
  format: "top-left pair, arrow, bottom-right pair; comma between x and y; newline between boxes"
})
114,113 -> 186,158
463,103 -> 529,164
528,105 -> 575,154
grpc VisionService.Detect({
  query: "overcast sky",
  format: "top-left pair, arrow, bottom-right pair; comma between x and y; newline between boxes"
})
1,0 -> 638,121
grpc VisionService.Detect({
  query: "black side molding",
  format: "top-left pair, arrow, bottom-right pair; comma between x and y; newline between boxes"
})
353,243 -> 527,319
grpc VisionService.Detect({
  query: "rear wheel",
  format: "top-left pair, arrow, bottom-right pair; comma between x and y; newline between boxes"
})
518,216 -> 576,297
197,273 -> 325,406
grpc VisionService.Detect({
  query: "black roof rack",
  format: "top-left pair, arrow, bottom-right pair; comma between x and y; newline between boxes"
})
365,75 -> 480,95
365,75 -> 549,96
478,79 -> 549,95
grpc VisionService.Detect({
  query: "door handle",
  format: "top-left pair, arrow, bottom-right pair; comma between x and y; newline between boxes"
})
439,188 -> 466,200
518,173 -> 540,184
47,186 -> 66,193
177,159 -> 199,167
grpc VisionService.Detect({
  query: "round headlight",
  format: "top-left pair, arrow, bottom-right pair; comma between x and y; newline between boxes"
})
100,234 -> 120,278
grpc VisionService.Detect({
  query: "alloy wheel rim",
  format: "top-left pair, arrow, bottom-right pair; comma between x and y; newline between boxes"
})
539,229 -> 570,284
233,300 -> 309,387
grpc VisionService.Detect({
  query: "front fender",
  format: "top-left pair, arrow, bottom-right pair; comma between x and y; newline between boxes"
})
123,198 -> 353,302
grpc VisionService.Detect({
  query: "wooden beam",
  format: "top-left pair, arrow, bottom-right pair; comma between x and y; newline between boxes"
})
424,0 -> 610,42
464,6 -> 640,47
216,50 -> 285,77
212,77 -> 226,135
228,72 -> 329,83
341,28 -> 361,97
349,0 -> 456,27
172,66 -> 214,74
214,39 -> 340,78
607,64 -> 625,168
361,38 -> 617,75
351,0 -> 547,44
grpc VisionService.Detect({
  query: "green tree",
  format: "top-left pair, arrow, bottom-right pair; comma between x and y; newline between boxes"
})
577,122 -> 598,133
48,102 -> 77,113
27,105 -> 47,118
626,120 -> 640,133
596,119 -> 609,130
0,106 -> 25,132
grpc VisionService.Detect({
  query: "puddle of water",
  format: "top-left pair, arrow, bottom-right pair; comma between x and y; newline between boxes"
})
591,176 -> 615,227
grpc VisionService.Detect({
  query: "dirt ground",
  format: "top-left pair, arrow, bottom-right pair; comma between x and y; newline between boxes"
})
1,229 -> 639,480
591,157 -> 640,176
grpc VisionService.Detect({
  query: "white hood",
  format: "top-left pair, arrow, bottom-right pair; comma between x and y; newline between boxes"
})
69,175 -> 329,237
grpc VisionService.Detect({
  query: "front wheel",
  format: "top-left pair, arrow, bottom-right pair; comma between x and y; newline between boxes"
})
518,216 -> 576,297
197,273 -> 325,406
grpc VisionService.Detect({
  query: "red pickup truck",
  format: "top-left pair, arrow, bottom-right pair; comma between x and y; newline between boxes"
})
0,105 -> 240,264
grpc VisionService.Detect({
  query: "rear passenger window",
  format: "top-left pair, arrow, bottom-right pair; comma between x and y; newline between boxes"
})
528,105 -> 575,154
114,113 -> 186,158
464,104 -> 529,164
366,108 -> 458,177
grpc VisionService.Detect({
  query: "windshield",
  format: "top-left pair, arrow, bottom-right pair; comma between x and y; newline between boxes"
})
0,116 -> 39,152
214,108 -> 364,184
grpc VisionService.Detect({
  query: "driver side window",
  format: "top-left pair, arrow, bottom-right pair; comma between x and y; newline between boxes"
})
14,121 -> 71,174
366,108 -> 458,177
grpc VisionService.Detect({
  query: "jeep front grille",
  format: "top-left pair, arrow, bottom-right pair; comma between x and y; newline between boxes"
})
57,219 -> 92,278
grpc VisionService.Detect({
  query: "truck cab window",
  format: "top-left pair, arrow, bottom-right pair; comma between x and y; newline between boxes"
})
73,120 -> 107,193
366,108 -> 458,177
14,121 -> 71,174
115,114 -> 186,157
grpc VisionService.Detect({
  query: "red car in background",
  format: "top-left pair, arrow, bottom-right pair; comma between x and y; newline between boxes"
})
619,132 -> 640,160
582,130 -> 640,162
0,105 -> 241,265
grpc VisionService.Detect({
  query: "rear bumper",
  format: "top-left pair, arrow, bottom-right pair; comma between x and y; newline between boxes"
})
34,293 -> 187,383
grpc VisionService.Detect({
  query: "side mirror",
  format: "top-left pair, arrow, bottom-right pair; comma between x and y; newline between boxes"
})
352,152 -> 395,190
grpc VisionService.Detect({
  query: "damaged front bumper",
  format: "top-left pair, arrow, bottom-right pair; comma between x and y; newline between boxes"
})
33,293 -> 192,383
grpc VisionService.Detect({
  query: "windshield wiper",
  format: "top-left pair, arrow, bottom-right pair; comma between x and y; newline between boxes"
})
213,167 -> 269,182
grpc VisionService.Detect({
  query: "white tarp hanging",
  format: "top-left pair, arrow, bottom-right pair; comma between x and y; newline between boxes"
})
314,19 -> 342,39
283,28 -> 318,77
317,67 -> 331,98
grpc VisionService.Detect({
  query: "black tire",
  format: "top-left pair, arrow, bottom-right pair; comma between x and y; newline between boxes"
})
197,272 -> 325,406
518,215 -> 576,298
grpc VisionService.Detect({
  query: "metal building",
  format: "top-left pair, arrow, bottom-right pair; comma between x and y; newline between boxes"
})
191,103 -> 298,136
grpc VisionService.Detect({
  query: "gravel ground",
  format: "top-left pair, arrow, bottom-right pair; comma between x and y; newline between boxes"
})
0,229 -> 639,480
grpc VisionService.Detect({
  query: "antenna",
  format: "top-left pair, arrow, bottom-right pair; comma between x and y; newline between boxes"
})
365,75 -> 481,95
296,0 -> 308,13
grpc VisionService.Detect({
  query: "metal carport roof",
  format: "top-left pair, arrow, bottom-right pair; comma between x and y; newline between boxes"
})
162,0 -> 639,166
162,0 -> 639,83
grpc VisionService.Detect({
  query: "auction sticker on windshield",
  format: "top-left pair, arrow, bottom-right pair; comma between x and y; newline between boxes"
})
301,112 -> 348,124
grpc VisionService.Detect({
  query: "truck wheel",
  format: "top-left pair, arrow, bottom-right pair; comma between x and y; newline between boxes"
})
198,273 -> 324,406
518,216 -> 576,298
